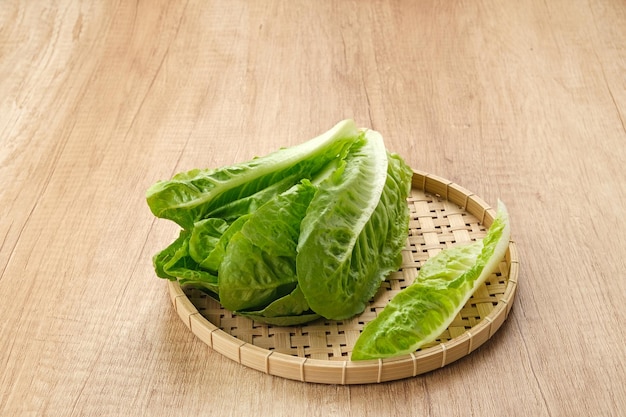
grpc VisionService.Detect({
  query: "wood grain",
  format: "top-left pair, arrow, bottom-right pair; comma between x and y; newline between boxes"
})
1,0 -> 625,416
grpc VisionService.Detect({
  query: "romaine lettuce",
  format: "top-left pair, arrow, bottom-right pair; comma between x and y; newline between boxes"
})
148,120 -> 413,325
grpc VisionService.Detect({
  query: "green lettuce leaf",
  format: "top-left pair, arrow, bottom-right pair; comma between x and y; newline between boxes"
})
153,230 -> 219,294
146,120 -> 362,229
296,130 -> 412,320
153,230 -> 189,280
188,218 -> 230,266
205,175 -> 298,222
218,181 -> 316,312
188,214 -> 249,273
351,201 -> 511,360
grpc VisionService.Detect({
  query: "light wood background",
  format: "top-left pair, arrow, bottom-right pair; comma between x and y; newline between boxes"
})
2,1 -> 625,416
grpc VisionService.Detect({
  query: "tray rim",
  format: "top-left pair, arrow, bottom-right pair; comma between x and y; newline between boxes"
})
166,169 -> 519,384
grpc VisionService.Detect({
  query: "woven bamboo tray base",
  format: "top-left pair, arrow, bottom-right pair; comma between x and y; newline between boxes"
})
167,170 -> 519,384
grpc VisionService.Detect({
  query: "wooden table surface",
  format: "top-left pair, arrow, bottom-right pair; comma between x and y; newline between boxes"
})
2,1 -> 625,416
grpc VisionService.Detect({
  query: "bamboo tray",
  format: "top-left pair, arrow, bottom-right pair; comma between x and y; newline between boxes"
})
167,170 -> 519,384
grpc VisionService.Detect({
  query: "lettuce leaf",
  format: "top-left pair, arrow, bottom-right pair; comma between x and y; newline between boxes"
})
188,214 -> 249,273
296,130 -> 412,320
218,181 -> 316,312
153,230 -> 220,295
351,202 -> 511,360
146,120 -> 362,229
